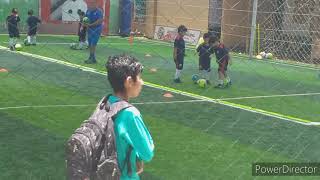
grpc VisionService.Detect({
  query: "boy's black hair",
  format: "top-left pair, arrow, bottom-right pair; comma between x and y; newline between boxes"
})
209,35 -> 219,44
178,25 -> 187,33
106,55 -> 143,93
12,8 -> 18,14
77,10 -> 85,16
208,25 -> 221,39
77,9 -> 82,15
203,33 -> 210,39
28,9 -> 33,15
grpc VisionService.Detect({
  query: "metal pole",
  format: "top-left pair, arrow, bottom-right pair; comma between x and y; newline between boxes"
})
249,0 -> 259,59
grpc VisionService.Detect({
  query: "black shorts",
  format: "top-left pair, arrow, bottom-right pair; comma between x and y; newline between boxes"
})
175,56 -> 184,70
199,58 -> 211,71
9,30 -> 20,38
28,29 -> 37,36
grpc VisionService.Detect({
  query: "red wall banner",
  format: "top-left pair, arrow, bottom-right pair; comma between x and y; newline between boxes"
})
40,0 -> 110,34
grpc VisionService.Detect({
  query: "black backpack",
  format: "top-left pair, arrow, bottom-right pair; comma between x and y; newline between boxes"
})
66,95 -> 132,180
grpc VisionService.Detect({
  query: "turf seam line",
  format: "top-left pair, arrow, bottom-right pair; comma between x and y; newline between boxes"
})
0,45 -> 318,126
0,100 -> 209,110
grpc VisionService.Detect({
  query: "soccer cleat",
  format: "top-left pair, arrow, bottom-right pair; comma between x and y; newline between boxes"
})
214,84 -> 224,89
24,41 -> 30,46
84,56 -> 97,64
9,46 -> 15,51
84,60 -> 97,64
225,81 -> 232,87
174,78 -> 182,83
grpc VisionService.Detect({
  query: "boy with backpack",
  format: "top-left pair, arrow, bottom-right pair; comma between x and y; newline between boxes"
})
66,54 -> 154,180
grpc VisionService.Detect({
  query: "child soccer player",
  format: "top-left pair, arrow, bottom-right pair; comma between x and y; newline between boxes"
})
211,36 -> 232,88
76,10 -> 88,50
6,8 -> 20,51
196,33 -> 214,84
106,54 -> 154,179
173,25 -> 188,83
25,9 -> 41,46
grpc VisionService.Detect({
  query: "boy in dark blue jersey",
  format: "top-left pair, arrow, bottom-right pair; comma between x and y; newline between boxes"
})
25,9 -> 41,46
196,33 -> 214,84
211,36 -> 232,88
6,8 -> 20,51
173,25 -> 188,83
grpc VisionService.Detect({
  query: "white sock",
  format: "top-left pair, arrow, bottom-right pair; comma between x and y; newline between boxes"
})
9,38 -> 14,47
78,42 -> 83,49
226,76 -> 231,83
13,38 -> 17,46
177,70 -> 182,78
204,70 -> 210,81
32,36 -> 37,44
175,69 -> 182,79
218,79 -> 224,85
175,69 -> 179,79
27,36 -> 31,43
201,70 -> 207,79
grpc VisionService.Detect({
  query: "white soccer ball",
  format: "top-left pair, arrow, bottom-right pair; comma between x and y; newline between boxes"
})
256,55 -> 263,59
259,51 -> 266,58
266,53 -> 273,59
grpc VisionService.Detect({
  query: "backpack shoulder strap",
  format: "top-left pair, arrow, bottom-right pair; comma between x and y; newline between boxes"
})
103,95 -> 133,118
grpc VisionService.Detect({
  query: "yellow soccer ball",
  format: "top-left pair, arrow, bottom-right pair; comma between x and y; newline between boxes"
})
197,79 -> 207,88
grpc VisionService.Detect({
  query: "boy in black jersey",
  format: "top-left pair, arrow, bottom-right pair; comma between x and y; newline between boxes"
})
173,25 -> 188,83
25,9 -> 41,46
6,8 -> 20,50
196,33 -> 214,84
77,10 -> 88,50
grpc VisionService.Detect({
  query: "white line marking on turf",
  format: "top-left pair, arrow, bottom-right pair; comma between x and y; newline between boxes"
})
219,92 -> 320,101
0,45 -> 318,126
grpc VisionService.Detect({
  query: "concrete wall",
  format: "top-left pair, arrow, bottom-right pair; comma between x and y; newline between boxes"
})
144,0 -> 209,38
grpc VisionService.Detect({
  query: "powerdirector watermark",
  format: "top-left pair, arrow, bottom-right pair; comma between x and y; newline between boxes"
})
252,163 -> 320,176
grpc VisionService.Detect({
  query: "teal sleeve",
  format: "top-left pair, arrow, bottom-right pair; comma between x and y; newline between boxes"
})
121,109 -> 154,162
